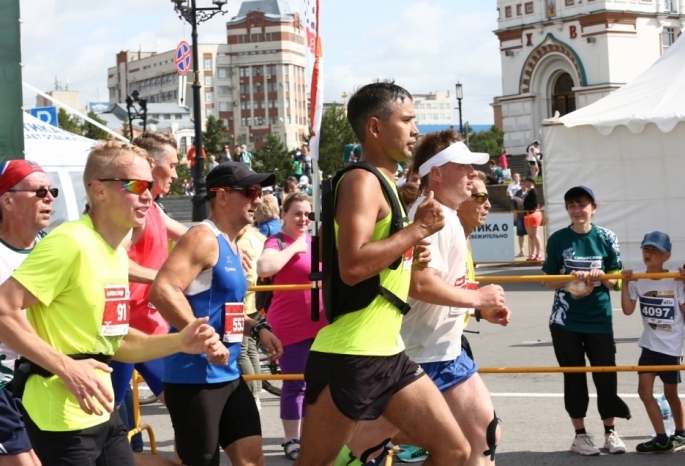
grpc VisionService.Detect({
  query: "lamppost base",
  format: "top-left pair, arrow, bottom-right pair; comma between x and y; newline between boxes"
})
191,194 -> 209,222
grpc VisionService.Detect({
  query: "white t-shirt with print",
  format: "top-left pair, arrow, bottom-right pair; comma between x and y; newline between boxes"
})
0,233 -> 44,373
401,197 -> 471,363
628,278 -> 685,357
506,182 -> 521,198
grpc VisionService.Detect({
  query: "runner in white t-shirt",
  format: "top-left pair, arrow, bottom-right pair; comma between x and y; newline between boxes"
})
342,130 -> 512,466
0,159 -> 52,465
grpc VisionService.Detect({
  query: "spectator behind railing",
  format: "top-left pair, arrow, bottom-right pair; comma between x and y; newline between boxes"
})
255,195 -> 281,237
256,192 -> 327,459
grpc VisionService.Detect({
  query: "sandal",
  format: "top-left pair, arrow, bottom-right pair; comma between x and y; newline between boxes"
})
516,252 -> 525,258
282,439 -> 300,460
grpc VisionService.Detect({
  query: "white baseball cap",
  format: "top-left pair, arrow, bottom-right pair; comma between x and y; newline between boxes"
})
418,142 -> 489,177
299,175 -> 309,184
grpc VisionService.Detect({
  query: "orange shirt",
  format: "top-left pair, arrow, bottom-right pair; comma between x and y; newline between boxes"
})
186,146 -> 207,167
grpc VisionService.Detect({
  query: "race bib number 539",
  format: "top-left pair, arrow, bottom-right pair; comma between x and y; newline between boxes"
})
223,303 -> 245,343
101,285 -> 130,336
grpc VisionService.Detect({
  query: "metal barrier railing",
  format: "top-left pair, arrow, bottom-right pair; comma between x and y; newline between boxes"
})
246,272 -> 680,291
243,365 -> 685,381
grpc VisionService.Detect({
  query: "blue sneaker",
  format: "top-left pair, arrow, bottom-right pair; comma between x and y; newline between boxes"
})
396,445 -> 428,463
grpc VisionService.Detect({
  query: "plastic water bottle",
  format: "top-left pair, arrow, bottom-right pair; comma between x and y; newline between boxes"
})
652,394 -> 674,437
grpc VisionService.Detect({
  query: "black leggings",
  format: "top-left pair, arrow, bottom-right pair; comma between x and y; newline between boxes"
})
550,325 -> 631,421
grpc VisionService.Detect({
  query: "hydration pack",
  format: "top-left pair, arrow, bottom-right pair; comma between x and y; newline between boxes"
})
321,162 -> 411,323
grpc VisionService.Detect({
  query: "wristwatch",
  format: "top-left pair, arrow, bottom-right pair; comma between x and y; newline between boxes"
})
250,321 -> 273,341
474,309 -> 482,322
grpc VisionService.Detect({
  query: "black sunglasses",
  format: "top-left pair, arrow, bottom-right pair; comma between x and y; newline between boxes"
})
7,188 -> 59,198
471,192 -> 489,204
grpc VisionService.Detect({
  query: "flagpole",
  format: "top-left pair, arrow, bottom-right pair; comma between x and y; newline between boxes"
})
307,0 -> 323,322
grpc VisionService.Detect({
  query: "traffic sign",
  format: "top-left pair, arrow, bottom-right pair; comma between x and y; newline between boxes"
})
30,106 -> 58,126
175,41 -> 192,75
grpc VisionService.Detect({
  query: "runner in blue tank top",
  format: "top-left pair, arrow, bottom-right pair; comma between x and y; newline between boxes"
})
150,162 -> 283,466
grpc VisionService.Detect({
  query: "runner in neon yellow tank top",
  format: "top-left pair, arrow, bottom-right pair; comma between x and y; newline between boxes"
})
0,141 -> 224,466
295,81 -> 474,466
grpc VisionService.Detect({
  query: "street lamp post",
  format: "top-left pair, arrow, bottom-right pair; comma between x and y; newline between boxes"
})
455,82 -> 463,139
171,0 -> 227,221
125,90 -> 147,141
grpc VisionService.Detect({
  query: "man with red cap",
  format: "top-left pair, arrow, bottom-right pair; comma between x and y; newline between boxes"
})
0,159 -> 54,465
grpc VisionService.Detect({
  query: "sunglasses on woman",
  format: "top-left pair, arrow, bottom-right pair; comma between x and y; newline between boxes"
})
7,187 -> 59,198
97,179 -> 154,195
210,186 -> 262,201
471,192 -> 489,204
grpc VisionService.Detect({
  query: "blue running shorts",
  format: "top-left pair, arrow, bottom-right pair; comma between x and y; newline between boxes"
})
420,350 -> 479,393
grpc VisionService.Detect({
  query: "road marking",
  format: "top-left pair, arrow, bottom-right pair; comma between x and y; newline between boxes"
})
491,393 -> 641,398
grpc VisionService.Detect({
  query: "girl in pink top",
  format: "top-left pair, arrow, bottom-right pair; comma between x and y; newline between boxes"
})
257,193 -> 326,460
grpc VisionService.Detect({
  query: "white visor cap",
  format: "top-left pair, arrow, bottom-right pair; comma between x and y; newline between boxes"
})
418,141 -> 490,177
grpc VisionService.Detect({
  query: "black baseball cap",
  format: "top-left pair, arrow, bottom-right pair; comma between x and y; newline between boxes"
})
564,185 -> 595,203
206,162 -> 275,198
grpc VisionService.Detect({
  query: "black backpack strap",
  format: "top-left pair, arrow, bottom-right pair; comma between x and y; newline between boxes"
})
378,286 -> 412,315
334,163 -> 407,270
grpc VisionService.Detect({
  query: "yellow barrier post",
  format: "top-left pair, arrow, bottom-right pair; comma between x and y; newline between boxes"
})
128,370 -> 158,454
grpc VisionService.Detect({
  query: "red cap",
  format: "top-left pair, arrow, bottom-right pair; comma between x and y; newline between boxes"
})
0,160 -> 45,196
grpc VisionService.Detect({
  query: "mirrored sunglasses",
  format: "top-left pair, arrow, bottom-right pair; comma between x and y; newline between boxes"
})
98,179 -> 154,195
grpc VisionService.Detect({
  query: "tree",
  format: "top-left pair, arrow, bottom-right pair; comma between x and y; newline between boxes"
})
202,115 -> 225,158
58,108 -> 83,136
235,134 -> 246,147
82,111 -> 110,141
253,133 -> 291,186
318,103 -> 356,177
467,125 -> 504,157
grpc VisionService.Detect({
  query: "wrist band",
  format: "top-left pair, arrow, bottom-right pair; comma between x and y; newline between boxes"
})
475,309 -> 482,322
250,321 -> 273,341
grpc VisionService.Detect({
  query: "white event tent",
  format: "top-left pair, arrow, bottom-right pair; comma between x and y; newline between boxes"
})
23,111 -> 96,224
541,36 -> 685,271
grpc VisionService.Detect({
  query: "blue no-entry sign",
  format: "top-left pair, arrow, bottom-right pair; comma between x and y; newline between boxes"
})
175,41 -> 192,75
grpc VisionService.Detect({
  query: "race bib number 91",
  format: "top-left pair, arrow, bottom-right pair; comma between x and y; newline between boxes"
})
101,285 -> 130,336
639,295 -> 675,327
223,303 -> 245,344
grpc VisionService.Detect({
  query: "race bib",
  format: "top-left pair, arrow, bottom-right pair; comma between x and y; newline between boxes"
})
223,303 -> 245,343
639,295 -> 675,330
101,285 -> 130,336
403,248 -> 414,271
449,278 -> 479,316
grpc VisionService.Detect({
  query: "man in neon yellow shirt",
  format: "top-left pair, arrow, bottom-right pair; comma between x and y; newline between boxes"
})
295,82 -> 475,466
0,141 -> 224,466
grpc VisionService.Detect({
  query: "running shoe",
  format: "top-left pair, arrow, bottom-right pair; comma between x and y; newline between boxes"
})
395,445 -> 428,463
570,434 -> 600,456
636,438 -> 674,454
603,431 -> 626,454
668,434 -> 685,452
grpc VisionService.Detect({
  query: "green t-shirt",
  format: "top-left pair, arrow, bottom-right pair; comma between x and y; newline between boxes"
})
343,144 -> 355,163
12,215 -> 129,431
293,160 -> 303,176
312,173 -> 410,356
542,224 -> 622,334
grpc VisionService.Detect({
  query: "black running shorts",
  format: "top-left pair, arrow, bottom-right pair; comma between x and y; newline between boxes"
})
23,409 -> 134,466
164,378 -> 261,466
304,350 -> 424,421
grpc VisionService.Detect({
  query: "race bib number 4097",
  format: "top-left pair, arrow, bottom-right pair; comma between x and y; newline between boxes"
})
101,285 -> 130,336
639,295 -> 675,326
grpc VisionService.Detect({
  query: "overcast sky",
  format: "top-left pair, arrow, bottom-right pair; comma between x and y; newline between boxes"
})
19,0 -> 501,124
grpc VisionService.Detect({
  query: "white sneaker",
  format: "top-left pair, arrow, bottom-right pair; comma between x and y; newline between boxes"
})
603,431 -> 626,454
571,434 -> 601,456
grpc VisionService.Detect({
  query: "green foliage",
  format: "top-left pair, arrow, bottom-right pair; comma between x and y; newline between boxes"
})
318,104 -> 356,177
57,108 -> 83,136
122,120 -> 131,141
82,111 -> 110,141
202,115 -> 225,158
253,133 -> 291,186
467,125 -> 504,157
235,134 -> 247,147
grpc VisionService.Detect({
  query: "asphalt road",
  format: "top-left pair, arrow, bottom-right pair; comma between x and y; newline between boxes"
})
139,265 -> 684,465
